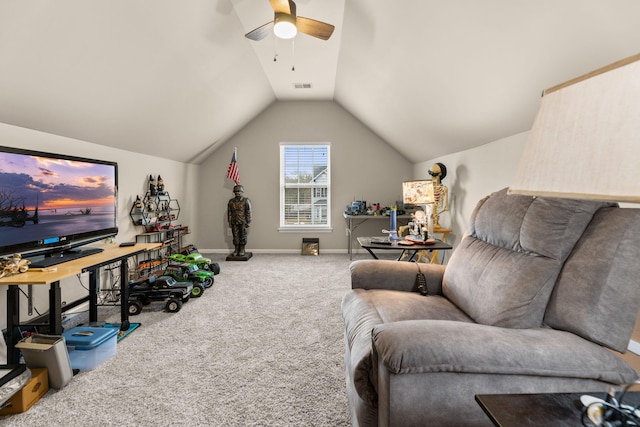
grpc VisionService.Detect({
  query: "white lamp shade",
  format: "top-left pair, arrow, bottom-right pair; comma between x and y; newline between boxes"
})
402,180 -> 435,204
509,54 -> 640,203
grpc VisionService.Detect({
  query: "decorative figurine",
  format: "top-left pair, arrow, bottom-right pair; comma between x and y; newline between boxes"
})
149,174 -> 157,196
0,253 -> 30,279
226,184 -> 252,261
408,210 -> 428,240
132,195 -> 145,225
133,195 -> 143,213
157,175 -> 165,194
428,163 -> 450,228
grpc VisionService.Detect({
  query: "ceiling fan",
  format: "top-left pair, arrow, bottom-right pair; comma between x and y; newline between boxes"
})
245,0 -> 335,41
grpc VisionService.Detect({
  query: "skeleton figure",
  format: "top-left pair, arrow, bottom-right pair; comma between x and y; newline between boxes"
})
428,163 -> 449,228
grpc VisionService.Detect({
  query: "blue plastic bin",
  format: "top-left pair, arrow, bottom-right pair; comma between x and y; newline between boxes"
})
63,327 -> 118,371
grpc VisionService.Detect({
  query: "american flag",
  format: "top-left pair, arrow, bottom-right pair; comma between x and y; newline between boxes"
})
226,150 -> 240,184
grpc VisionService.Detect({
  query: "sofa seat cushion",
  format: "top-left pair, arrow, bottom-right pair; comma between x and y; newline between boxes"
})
372,320 -> 638,385
342,289 -> 473,403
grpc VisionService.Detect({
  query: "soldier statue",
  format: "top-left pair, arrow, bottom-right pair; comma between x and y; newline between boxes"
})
226,184 -> 253,261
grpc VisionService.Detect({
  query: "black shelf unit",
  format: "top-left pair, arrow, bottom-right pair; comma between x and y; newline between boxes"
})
129,190 -> 180,233
132,225 -> 190,280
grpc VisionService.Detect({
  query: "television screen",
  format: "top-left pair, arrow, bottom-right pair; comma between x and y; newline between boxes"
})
0,146 -> 118,261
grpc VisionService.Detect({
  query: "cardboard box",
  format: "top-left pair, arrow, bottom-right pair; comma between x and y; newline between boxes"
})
16,334 -> 73,390
0,368 -> 48,415
301,238 -> 319,255
63,327 -> 118,371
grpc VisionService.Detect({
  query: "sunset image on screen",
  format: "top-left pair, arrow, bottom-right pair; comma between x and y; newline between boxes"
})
1,149 -> 117,247
0,152 -> 116,214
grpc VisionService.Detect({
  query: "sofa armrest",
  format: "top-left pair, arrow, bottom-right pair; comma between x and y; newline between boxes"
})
350,260 -> 446,294
372,320 -> 638,385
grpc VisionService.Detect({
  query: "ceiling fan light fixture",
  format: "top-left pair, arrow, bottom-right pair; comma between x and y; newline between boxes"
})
274,12 -> 297,39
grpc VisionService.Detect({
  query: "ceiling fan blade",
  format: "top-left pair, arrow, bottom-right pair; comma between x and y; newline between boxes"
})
245,21 -> 274,41
269,0 -> 295,15
296,17 -> 335,40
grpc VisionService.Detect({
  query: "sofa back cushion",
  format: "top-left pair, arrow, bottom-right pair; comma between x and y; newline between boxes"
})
544,207 -> 640,352
443,188 -> 611,328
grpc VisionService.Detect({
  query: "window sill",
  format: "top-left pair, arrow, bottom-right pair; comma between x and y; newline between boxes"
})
278,226 -> 333,233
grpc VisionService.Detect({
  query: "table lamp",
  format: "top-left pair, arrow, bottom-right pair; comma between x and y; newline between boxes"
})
509,53 -> 640,203
402,180 -> 435,239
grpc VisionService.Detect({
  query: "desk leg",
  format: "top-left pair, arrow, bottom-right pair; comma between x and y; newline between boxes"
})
6,285 -> 20,364
119,261 -> 130,332
364,247 -> 379,259
406,250 -> 420,262
48,281 -> 62,334
347,218 -> 353,260
88,269 -> 99,323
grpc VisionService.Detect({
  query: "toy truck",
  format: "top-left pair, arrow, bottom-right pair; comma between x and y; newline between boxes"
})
127,275 -> 193,315
169,252 -> 220,275
162,263 -> 212,297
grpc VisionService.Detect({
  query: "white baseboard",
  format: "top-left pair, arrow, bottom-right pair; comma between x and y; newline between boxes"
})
197,248 -> 352,255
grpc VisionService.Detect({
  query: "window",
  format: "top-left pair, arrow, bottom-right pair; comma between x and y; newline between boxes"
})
279,144 -> 331,231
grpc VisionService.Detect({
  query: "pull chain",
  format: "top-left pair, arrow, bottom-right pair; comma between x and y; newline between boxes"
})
274,35 -> 278,62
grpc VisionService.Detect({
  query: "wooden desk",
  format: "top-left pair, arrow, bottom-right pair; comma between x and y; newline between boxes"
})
0,243 -> 159,364
357,237 -> 452,262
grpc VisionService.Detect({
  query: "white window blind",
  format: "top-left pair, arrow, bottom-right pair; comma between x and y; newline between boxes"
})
279,144 -> 331,231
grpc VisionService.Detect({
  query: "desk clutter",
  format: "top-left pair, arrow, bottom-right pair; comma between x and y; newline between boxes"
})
1,326 -> 120,414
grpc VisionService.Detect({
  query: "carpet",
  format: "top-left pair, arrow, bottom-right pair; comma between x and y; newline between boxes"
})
0,254 -> 355,426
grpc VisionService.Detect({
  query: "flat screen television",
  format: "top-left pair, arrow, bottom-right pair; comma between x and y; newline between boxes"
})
0,146 -> 118,266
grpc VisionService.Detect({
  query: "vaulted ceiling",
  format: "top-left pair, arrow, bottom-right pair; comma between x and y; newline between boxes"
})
1,1 -> 639,164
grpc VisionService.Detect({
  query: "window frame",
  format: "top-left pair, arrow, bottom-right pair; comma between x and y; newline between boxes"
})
278,143 -> 332,232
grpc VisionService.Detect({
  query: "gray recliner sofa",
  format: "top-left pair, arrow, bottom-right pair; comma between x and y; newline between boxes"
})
342,188 -> 640,426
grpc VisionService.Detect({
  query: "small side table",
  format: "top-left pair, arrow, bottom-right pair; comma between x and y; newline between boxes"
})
475,392 -> 640,427
357,237 -> 452,262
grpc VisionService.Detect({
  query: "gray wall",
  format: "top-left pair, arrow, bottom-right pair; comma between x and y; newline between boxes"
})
196,101 -> 413,253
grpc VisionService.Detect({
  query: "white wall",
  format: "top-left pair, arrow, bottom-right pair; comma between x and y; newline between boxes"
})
196,101 -> 413,253
414,131 -> 529,247
0,122 -> 198,337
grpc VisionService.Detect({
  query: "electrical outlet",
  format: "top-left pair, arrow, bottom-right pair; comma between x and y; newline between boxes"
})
227,228 -> 232,236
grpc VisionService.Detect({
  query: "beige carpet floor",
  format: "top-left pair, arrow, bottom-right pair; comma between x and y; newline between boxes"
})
1,253 -> 356,426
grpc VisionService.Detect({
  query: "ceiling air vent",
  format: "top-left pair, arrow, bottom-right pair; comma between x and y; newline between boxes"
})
293,83 -> 312,89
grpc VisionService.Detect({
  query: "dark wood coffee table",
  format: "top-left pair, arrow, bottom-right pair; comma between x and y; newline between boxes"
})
357,236 -> 452,262
475,392 -> 640,427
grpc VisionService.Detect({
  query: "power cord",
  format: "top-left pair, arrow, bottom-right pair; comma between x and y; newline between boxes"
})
582,384 -> 640,426
17,287 -> 41,317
